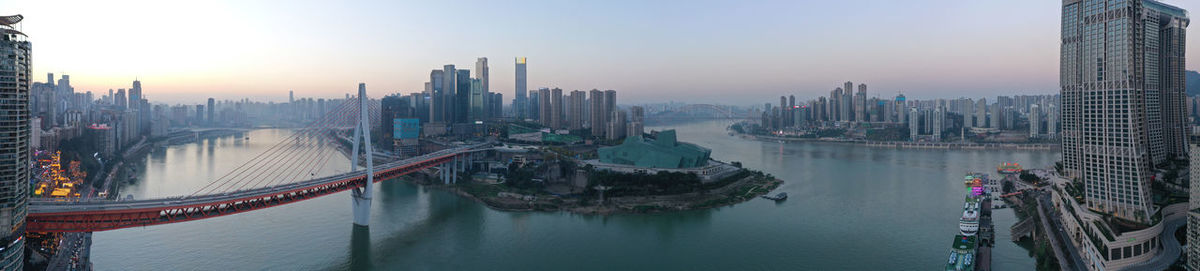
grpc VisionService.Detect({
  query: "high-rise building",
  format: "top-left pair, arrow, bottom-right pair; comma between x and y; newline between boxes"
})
989,103 -> 1001,130
440,65 -> 457,123
115,88 -> 127,110
931,107 -> 944,141
603,90 -> 616,128
568,90 -> 586,130
129,80 -> 142,111
0,15 -> 28,270
1047,104 -> 1058,138
529,90 -> 540,121
550,88 -> 563,130
1190,138 -> 1200,271
515,57 -> 527,119
455,69 -> 470,123
1029,104 -> 1041,137
855,84 -> 867,122
469,79 -> 485,121
828,88 -> 841,122
207,98 -> 215,124
1061,0 -> 1188,224
538,88 -> 551,126
475,57 -> 488,94
908,108 -> 919,141
628,106 -> 645,137
607,110 -> 627,141
589,89 -> 605,137
428,69 -> 445,122
843,81 -> 854,121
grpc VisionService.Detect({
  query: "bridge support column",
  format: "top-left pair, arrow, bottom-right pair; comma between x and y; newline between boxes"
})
451,156 -> 458,184
442,163 -> 450,184
350,83 -> 374,227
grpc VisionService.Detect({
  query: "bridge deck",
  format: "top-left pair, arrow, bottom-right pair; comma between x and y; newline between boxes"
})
26,144 -> 488,232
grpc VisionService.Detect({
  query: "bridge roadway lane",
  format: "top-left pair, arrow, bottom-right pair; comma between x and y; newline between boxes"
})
28,144 -> 486,215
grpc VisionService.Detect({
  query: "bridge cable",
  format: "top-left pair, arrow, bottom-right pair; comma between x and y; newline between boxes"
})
189,98 -> 359,196
225,100 -> 360,192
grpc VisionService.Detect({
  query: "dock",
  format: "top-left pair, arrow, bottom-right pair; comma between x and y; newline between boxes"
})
976,198 -> 994,271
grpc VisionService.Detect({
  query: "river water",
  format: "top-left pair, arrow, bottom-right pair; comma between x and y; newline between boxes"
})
91,121 -> 1057,270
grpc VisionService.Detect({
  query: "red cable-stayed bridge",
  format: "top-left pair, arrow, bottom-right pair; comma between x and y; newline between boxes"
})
26,84 -> 486,232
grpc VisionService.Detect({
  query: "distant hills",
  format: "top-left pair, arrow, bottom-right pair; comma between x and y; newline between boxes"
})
1189,70 -> 1200,97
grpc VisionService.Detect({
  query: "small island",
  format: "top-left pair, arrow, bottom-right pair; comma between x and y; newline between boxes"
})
409,129 -> 783,214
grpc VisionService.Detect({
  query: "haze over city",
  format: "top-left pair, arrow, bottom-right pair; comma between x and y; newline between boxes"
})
8,0 -> 1196,104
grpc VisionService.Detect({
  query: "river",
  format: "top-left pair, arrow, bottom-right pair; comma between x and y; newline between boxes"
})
91,120 -> 1056,270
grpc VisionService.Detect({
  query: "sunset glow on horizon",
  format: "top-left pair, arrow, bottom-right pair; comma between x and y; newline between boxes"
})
3,0 -> 1197,105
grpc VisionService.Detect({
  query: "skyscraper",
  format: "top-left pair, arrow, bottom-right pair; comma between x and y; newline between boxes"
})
974,98 -> 987,128
469,78 -> 485,121
603,89 -> 616,128
856,83 -> 867,122
589,89 -> 605,137
515,57 -> 527,119
429,69 -> 445,122
550,88 -> 563,130
0,14 -> 28,270
908,108 -> 919,141
568,90 -> 586,130
129,79 -> 142,111
455,69 -> 470,123
475,57 -> 489,94
1029,104 -> 1041,137
989,103 -> 1001,130
628,106 -> 645,137
828,88 -> 841,122
1060,0 -> 1188,223
441,65 -> 457,123
207,98 -> 215,124
1190,138 -> 1200,271
1047,104 -> 1058,138
538,88 -> 551,127
931,107 -> 944,141
843,81 -> 854,121
607,110 -> 626,141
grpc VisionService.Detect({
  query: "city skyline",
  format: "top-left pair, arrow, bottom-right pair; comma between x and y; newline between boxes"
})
6,0 -> 1198,105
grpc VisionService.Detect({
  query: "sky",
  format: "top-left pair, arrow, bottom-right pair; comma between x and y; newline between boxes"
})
2,0 -> 1198,105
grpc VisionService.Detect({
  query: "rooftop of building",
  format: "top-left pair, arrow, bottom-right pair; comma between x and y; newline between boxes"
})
1144,0 -> 1188,19
0,15 -> 21,26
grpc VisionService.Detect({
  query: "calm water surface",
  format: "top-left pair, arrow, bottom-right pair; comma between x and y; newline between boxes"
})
92,121 -> 1056,270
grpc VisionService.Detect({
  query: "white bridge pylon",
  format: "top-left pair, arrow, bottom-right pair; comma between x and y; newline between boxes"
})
350,83 -> 374,227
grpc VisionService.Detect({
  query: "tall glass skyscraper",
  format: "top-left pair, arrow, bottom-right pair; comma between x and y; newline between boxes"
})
0,14 -> 29,270
1060,0 -> 1188,223
515,57 -> 527,119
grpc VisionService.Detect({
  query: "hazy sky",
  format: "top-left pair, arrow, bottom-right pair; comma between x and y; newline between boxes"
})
3,0 -> 1198,105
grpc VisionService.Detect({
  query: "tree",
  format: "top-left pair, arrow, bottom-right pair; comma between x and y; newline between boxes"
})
1019,170 -> 1040,184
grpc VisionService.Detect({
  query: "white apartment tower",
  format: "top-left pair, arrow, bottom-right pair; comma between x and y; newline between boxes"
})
1060,0 -> 1189,223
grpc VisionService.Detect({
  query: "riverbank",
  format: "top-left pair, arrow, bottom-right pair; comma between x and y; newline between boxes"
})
734,132 -> 1059,150
409,170 -> 783,215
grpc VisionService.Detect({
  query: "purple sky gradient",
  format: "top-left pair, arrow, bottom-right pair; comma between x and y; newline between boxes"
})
3,0 -> 1197,105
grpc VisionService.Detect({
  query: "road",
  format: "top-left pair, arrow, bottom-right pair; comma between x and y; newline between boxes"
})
1036,190 -> 1087,271
1119,215 -> 1185,271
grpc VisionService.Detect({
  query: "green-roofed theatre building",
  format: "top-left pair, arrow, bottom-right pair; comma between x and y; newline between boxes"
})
598,130 -> 710,169
589,130 -> 737,182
